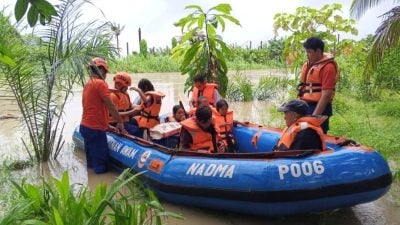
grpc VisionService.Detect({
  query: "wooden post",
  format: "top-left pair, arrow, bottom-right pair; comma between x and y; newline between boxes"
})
138,27 -> 142,49
126,42 -> 129,56
260,41 -> 263,49
249,41 -> 252,49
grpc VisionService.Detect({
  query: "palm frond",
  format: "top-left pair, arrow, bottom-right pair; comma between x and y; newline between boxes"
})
350,0 -> 391,19
367,6 -> 400,71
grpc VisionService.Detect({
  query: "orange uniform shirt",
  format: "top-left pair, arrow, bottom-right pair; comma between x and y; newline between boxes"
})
81,78 -> 110,130
320,63 -> 337,90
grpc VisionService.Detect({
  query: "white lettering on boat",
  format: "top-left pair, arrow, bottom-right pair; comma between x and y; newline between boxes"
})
278,160 -> 324,180
186,163 -> 235,178
108,137 -> 123,152
120,146 -> 138,159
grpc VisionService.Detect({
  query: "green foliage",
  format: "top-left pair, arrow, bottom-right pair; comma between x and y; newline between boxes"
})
351,0 -> 400,74
0,0 -> 116,162
330,92 -> 400,164
227,72 -> 254,101
0,169 -> 182,224
172,3 -> 241,97
111,55 -> 179,73
171,37 -> 178,48
15,0 -> 57,26
140,39 -> 148,57
273,3 -> 358,69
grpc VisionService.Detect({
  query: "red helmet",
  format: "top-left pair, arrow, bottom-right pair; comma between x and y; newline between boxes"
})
91,57 -> 109,73
113,72 -> 132,87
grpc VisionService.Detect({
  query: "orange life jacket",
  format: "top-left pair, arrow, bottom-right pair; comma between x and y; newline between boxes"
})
134,91 -> 165,129
212,109 -> 234,146
109,89 -> 131,123
276,116 -> 326,150
192,83 -> 218,107
298,54 -> 339,103
180,117 -> 216,152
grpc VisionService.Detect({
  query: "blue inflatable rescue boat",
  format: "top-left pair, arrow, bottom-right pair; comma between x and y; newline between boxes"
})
72,122 -> 392,216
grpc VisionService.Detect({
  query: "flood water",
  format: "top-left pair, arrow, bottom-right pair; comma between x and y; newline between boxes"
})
0,71 -> 399,225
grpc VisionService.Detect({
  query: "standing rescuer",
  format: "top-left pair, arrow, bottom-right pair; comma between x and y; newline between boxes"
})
298,37 -> 339,134
80,57 -> 126,174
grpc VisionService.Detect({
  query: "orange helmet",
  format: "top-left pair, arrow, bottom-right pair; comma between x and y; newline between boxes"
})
91,57 -> 109,73
113,72 -> 132,87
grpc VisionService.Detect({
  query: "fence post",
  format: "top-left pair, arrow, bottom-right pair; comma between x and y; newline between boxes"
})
126,42 -> 129,56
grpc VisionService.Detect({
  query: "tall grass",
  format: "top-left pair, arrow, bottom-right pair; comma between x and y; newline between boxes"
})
0,169 -> 182,224
110,55 -> 180,73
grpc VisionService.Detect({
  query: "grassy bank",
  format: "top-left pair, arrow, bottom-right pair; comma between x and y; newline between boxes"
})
109,54 -> 280,73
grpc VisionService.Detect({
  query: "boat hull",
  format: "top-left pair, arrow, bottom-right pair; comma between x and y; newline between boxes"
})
72,125 -> 392,216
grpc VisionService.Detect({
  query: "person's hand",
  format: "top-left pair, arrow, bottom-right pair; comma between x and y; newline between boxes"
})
217,141 -> 226,153
116,122 -> 127,135
129,87 -> 140,92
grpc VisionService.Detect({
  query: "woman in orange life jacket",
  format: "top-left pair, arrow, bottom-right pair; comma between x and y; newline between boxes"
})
188,96 -> 211,117
213,99 -> 235,152
130,78 -> 165,139
274,99 -> 326,151
109,72 -> 142,136
180,106 -> 226,153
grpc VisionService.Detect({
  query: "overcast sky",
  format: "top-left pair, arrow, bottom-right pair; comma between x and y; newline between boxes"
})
1,0 -> 396,53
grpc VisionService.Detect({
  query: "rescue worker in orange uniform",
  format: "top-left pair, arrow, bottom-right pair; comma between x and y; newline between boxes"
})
189,74 -> 220,109
275,99 -> 326,151
80,57 -> 126,174
180,106 -> 226,153
130,78 -> 165,139
109,72 -> 141,135
213,99 -> 235,152
298,37 -> 339,134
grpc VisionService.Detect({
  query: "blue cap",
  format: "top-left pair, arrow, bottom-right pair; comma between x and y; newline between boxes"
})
277,99 -> 309,115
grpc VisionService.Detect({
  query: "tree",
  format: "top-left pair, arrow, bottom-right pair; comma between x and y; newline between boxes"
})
14,0 -> 57,26
0,0 -> 116,162
350,0 -> 400,73
273,3 -> 358,69
109,22 -> 125,55
171,3 -> 241,97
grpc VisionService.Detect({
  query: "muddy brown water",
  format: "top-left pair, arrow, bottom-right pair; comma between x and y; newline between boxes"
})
0,71 -> 399,224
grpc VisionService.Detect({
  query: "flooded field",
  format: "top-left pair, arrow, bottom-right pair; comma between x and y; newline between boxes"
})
0,71 -> 399,225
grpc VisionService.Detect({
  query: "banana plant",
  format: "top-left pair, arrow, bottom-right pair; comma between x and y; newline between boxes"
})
171,3 -> 241,97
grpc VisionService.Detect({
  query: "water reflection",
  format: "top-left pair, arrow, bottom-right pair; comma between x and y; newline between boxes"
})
0,71 -> 399,225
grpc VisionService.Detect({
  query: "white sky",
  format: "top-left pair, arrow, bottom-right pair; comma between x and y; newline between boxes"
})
1,0 -> 396,54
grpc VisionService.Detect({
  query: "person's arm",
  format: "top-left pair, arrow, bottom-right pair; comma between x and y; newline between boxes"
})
130,87 -> 147,103
119,105 -> 141,116
188,91 -> 195,109
290,129 -> 322,150
212,89 -> 221,107
103,96 -> 126,133
313,63 -> 336,115
179,128 -> 193,150
313,90 -> 333,115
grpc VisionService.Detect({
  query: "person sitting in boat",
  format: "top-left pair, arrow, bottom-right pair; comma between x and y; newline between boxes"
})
188,96 -> 211,117
130,78 -> 165,139
189,74 -> 220,109
165,105 -> 187,122
275,99 -> 327,151
109,72 -> 141,135
213,99 -> 235,153
180,106 -> 226,153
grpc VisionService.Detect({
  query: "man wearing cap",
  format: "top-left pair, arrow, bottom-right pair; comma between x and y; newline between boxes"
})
109,72 -> 141,135
275,99 -> 326,151
80,57 -> 126,174
298,37 -> 339,134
